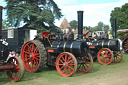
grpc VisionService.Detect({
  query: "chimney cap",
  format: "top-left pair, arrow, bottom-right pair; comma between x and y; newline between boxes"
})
0,6 -> 3,10
77,11 -> 84,13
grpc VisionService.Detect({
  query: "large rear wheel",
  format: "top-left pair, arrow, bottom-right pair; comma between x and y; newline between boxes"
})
21,40 -> 47,72
56,52 -> 77,77
6,57 -> 25,82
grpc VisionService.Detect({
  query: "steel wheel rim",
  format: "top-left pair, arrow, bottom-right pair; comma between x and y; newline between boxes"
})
97,48 -> 113,65
113,51 -> 123,63
123,39 -> 128,53
21,41 -> 40,72
56,52 -> 77,77
6,58 -> 21,81
77,54 -> 92,73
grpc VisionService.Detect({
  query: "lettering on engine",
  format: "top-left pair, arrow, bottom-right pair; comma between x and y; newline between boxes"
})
0,39 -> 8,46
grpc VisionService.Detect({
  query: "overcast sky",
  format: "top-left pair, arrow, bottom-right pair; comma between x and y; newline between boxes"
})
0,0 -> 128,27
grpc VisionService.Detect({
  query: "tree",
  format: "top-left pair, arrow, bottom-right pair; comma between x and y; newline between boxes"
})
92,22 -> 109,31
5,0 -> 63,33
110,3 -> 128,38
83,26 -> 93,31
69,20 -> 78,30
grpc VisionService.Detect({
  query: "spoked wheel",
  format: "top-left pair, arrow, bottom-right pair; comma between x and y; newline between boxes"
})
77,53 -> 93,73
122,38 -> 128,53
21,40 -> 47,72
6,57 -> 25,82
97,48 -> 113,65
113,51 -> 123,63
56,52 -> 77,77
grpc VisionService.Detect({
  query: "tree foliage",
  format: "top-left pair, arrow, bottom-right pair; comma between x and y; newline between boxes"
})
5,0 -> 63,33
92,22 -> 109,31
69,20 -> 78,30
110,3 -> 128,38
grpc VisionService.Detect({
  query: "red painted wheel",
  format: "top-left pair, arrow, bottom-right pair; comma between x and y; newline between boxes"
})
97,48 -> 113,65
21,40 -> 47,72
122,38 -> 128,53
6,57 -> 25,82
113,51 -> 123,63
77,53 -> 93,73
56,52 -> 77,77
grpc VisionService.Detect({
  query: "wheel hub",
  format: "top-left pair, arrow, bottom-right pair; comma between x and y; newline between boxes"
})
103,56 -> 106,58
29,55 -> 33,58
63,63 -> 66,66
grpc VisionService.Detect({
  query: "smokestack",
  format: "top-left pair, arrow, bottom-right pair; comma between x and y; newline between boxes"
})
112,19 -> 117,39
77,11 -> 84,40
0,6 -> 3,38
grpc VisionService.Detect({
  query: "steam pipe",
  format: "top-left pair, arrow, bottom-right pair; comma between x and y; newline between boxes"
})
112,19 -> 117,39
77,11 -> 84,40
0,6 -> 3,38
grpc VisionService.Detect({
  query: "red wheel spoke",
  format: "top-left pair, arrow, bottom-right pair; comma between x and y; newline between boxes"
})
61,56 -> 65,61
85,64 -> 89,69
16,66 -> 20,69
65,55 -> 67,62
34,57 -> 39,61
58,64 -> 63,65
68,66 -> 71,73
78,64 -> 82,69
63,67 -> 66,73
66,68 -> 68,74
68,59 -> 73,64
34,47 -> 38,53
59,59 -> 64,63
24,51 -> 31,54
68,66 -> 74,70
35,53 -> 39,56
24,58 -> 31,61
60,66 -> 64,70
31,44 -> 34,52
27,45 -> 32,52
83,65 -> 87,70
68,63 -> 75,66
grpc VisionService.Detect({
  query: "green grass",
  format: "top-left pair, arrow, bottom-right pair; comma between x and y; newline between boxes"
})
0,53 -> 128,85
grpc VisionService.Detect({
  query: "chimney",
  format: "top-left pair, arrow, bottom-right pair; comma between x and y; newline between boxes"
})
0,6 -> 3,38
77,11 -> 84,40
112,19 -> 117,39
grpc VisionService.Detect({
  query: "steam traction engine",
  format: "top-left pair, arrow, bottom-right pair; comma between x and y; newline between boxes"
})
0,6 -> 24,81
87,19 -> 122,65
21,11 -> 93,76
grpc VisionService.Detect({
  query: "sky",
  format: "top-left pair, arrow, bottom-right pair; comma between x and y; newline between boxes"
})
54,0 -> 128,27
0,0 -> 128,27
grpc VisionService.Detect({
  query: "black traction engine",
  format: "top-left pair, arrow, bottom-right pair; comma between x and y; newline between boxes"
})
86,19 -> 122,65
21,11 -> 93,76
0,6 -> 24,82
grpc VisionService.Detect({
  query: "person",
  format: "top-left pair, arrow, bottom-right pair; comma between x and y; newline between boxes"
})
67,28 -> 74,41
7,51 -> 16,60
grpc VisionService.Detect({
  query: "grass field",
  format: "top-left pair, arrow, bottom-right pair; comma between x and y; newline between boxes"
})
0,53 -> 128,85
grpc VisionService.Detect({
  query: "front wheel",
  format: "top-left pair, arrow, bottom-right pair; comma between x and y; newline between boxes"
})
56,52 -> 77,77
6,57 -> 25,82
97,48 -> 113,65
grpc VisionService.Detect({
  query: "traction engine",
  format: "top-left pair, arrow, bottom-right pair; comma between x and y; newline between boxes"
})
21,11 -> 93,76
86,19 -> 122,65
0,6 -> 24,81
